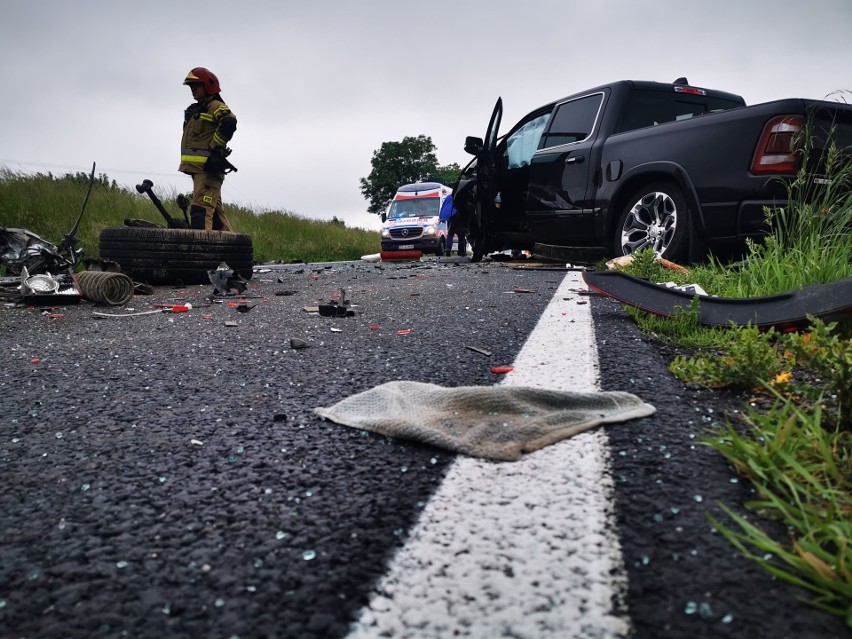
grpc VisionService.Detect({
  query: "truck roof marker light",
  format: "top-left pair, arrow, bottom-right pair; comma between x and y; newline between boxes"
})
674,86 -> 706,96
750,114 -> 803,175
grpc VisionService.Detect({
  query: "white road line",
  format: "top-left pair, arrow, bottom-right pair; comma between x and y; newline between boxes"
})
347,272 -> 630,638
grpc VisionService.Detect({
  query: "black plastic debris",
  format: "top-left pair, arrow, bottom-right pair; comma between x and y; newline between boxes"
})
209,262 -> 250,297
318,288 -> 355,317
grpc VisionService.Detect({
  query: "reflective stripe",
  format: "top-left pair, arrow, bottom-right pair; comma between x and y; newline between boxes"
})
182,148 -> 212,157
200,113 -> 214,122
213,105 -> 230,116
181,155 -> 210,163
212,132 -> 226,146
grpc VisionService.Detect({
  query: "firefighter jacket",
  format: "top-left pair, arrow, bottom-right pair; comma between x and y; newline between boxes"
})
179,95 -> 237,174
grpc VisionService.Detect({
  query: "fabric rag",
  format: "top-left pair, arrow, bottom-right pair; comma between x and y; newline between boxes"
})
314,381 -> 655,461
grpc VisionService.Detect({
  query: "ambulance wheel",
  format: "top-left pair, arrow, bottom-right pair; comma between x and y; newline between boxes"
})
99,227 -> 254,285
436,239 -> 446,257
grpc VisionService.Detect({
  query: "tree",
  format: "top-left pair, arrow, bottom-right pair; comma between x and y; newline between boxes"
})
359,135 -> 460,216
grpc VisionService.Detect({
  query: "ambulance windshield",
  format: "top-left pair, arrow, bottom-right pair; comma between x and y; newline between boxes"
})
387,197 -> 440,220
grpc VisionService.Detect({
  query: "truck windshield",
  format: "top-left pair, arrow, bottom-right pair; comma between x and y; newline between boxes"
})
387,197 -> 441,219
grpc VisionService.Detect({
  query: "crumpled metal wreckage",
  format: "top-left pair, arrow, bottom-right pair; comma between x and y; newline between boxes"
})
0,227 -> 83,305
0,227 -> 76,276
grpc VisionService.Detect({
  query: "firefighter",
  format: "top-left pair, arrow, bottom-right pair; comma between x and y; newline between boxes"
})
179,67 -> 237,231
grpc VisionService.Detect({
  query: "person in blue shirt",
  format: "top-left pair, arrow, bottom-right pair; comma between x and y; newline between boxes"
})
439,193 -> 467,257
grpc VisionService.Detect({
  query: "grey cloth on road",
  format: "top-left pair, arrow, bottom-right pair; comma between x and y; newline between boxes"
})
314,381 -> 655,461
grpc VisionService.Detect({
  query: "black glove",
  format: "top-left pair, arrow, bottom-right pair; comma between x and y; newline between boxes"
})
204,151 -> 228,174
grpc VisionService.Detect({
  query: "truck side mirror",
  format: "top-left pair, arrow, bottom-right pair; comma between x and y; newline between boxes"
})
464,136 -> 484,155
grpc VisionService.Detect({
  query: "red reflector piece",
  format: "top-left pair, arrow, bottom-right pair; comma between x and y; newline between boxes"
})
491,365 -> 514,374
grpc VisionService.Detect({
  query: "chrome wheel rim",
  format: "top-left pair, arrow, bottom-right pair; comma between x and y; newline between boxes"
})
620,191 -> 678,256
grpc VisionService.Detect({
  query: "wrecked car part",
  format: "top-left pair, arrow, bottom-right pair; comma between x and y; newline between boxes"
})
74,271 -> 135,306
18,267 -> 82,306
209,262 -> 249,296
0,227 -> 74,276
56,161 -> 96,269
583,270 -> 852,331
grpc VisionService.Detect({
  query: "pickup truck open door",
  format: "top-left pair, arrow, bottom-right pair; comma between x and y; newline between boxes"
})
524,91 -> 604,249
463,97 -> 503,261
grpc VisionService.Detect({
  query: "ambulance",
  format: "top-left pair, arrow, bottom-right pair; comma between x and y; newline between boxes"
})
380,181 -> 452,256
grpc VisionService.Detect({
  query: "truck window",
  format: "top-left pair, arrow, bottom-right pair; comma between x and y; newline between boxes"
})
539,93 -> 604,149
505,112 -> 551,169
615,90 -> 744,133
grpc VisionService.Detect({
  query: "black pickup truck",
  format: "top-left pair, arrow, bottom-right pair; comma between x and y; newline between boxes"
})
455,77 -> 852,263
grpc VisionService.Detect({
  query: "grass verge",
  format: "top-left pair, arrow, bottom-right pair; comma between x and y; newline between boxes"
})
0,168 -> 379,264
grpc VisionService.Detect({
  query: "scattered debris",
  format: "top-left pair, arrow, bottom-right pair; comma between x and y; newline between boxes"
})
289,338 -> 309,349
75,271 -> 135,306
93,309 -> 166,319
606,253 -> 689,275
209,262 -> 250,297
318,288 -> 355,317
18,267 -> 82,306
224,320 -> 238,327
465,345 -> 493,357
491,365 -> 514,374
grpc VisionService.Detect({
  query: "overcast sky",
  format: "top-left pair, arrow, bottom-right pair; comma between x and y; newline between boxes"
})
2,0 -> 850,232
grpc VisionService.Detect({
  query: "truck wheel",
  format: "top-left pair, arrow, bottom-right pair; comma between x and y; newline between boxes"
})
614,182 -> 689,262
99,227 -> 253,285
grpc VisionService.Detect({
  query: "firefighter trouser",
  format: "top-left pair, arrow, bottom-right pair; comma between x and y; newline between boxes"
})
190,172 -> 232,231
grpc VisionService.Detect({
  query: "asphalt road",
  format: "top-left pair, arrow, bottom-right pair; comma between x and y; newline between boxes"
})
0,259 -> 846,639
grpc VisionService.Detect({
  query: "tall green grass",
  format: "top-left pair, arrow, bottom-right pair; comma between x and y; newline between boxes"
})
0,168 -> 380,264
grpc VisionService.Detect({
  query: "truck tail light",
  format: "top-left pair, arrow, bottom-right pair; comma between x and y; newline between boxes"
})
750,115 -> 803,175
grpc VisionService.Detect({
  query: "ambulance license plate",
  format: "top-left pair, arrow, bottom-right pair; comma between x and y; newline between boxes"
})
398,244 -> 414,250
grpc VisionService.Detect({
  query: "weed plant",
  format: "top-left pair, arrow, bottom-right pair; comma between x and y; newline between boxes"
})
705,395 -> 852,623
0,168 -> 379,264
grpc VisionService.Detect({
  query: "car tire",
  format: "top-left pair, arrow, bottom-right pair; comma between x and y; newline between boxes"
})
99,227 -> 253,285
614,182 -> 690,262
436,238 -> 446,257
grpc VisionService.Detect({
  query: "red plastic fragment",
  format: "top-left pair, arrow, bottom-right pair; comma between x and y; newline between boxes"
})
491,365 -> 514,374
